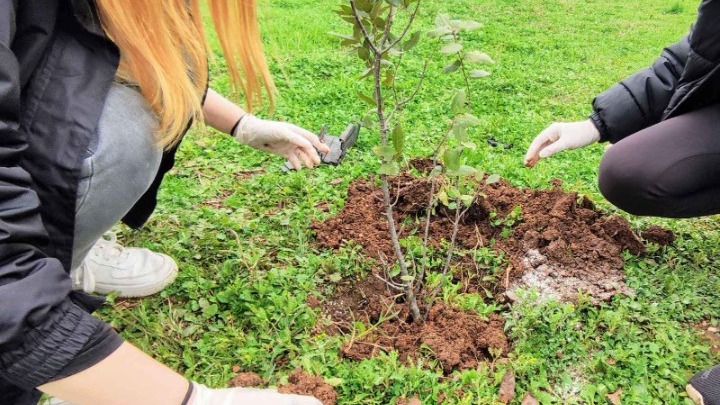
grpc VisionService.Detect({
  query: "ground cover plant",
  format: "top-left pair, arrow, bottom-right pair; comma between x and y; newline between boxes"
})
100,0 -> 720,403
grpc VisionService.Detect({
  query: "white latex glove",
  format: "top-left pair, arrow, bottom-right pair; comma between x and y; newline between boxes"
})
233,114 -> 331,170
190,383 -> 323,405
524,120 -> 600,167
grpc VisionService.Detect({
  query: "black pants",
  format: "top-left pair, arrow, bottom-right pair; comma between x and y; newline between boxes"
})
599,104 -> 720,218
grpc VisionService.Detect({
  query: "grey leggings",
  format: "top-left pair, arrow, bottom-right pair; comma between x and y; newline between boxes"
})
71,84 -> 162,269
598,103 -> 720,218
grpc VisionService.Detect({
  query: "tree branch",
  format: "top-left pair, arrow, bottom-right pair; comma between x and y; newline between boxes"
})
349,0 -> 379,55
382,0 -> 423,54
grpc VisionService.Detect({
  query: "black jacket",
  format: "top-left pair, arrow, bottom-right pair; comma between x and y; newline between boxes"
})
0,1 -> 182,402
590,0 -> 720,143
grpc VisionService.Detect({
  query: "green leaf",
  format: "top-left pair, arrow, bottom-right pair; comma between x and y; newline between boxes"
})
385,0 -> 401,6
437,191 -> 449,206
356,0 -> 373,12
358,47 -> 371,63
400,275 -> 415,282
329,32 -> 359,42
457,165 -> 477,176
451,89 -> 467,115
373,145 -> 396,161
452,20 -> 483,32
380,59 -> 394,67
430,165 -> 443,177
358,92 -> 377,106
486,174 -> 501,184
443,60 -> 461,74
440,42 -> 463,54
462,141 -> 477,150
465,51 -> 495,64
454,113 -> 481,127
383,70 -> 395,87
442,147 -> 462,171
379,161 -> 400,176
452,123 -> 468,142
435,13 -> 451,29
428,27 -> 453,38
391,123 -> 405,159
402,31 -> 422,52
203,304 -> 218,318
460,194 -> 474,206
469,69 -> 491,78
361,114 -> 377,129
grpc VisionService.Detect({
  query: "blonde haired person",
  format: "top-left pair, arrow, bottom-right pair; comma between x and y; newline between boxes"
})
0,0 -> 328,404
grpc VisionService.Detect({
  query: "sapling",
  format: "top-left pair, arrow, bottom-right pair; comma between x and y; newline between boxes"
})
336,0 -> 494,322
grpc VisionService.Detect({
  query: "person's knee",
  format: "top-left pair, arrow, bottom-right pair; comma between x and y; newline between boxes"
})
598,146 -> 655,216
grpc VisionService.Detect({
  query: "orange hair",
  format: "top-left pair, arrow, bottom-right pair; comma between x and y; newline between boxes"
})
95,0 -> 276,149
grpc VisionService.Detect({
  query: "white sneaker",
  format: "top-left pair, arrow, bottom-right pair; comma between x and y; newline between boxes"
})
73,233 -> 178,297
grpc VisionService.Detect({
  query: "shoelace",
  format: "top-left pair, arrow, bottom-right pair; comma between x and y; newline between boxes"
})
73,232 -> 127,293
92,232 -> 130,265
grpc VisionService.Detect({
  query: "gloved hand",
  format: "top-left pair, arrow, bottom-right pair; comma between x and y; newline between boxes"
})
190,383 -> 323,405
524,120 -> 600,167
233,114 -> 331,170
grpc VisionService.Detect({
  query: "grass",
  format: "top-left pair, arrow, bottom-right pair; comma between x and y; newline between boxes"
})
99,0 -> 720,403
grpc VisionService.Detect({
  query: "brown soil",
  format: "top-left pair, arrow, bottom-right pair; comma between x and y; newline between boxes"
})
312,174 -> 651,303
228,372 -> 267,388
277,369 -> 338,405
311,170 -> 666,372
641,225 -> 676,246
341,301 -> 508,373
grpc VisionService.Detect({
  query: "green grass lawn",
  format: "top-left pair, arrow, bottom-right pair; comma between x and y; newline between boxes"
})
103,0 -> 720,403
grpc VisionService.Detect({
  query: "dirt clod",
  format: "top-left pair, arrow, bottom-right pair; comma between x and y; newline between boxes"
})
228,372 -> 267,388
277,369 -> 337,405
641,225 -> 676,246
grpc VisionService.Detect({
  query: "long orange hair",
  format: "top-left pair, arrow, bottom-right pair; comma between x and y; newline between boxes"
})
95,0 -> 276,149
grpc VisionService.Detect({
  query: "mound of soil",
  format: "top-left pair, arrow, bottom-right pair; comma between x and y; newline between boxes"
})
277,369 -> 338,405
312,174 -> 662,303
311,170 -> 671,371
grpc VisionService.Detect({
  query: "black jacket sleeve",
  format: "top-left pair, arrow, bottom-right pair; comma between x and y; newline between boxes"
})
590,35 -> 690,143
591,0 -> 720,144
0,0 -> 115,389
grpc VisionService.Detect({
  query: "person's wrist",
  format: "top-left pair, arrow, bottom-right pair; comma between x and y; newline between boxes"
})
576,119 -> 600,144
230,113 -> 251,138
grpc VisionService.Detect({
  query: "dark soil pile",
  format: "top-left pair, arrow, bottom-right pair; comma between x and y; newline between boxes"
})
277,369 -> 338,405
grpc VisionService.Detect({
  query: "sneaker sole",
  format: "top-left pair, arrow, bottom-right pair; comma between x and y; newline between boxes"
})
687,384 -> 705,405
94,260 -> 179,298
